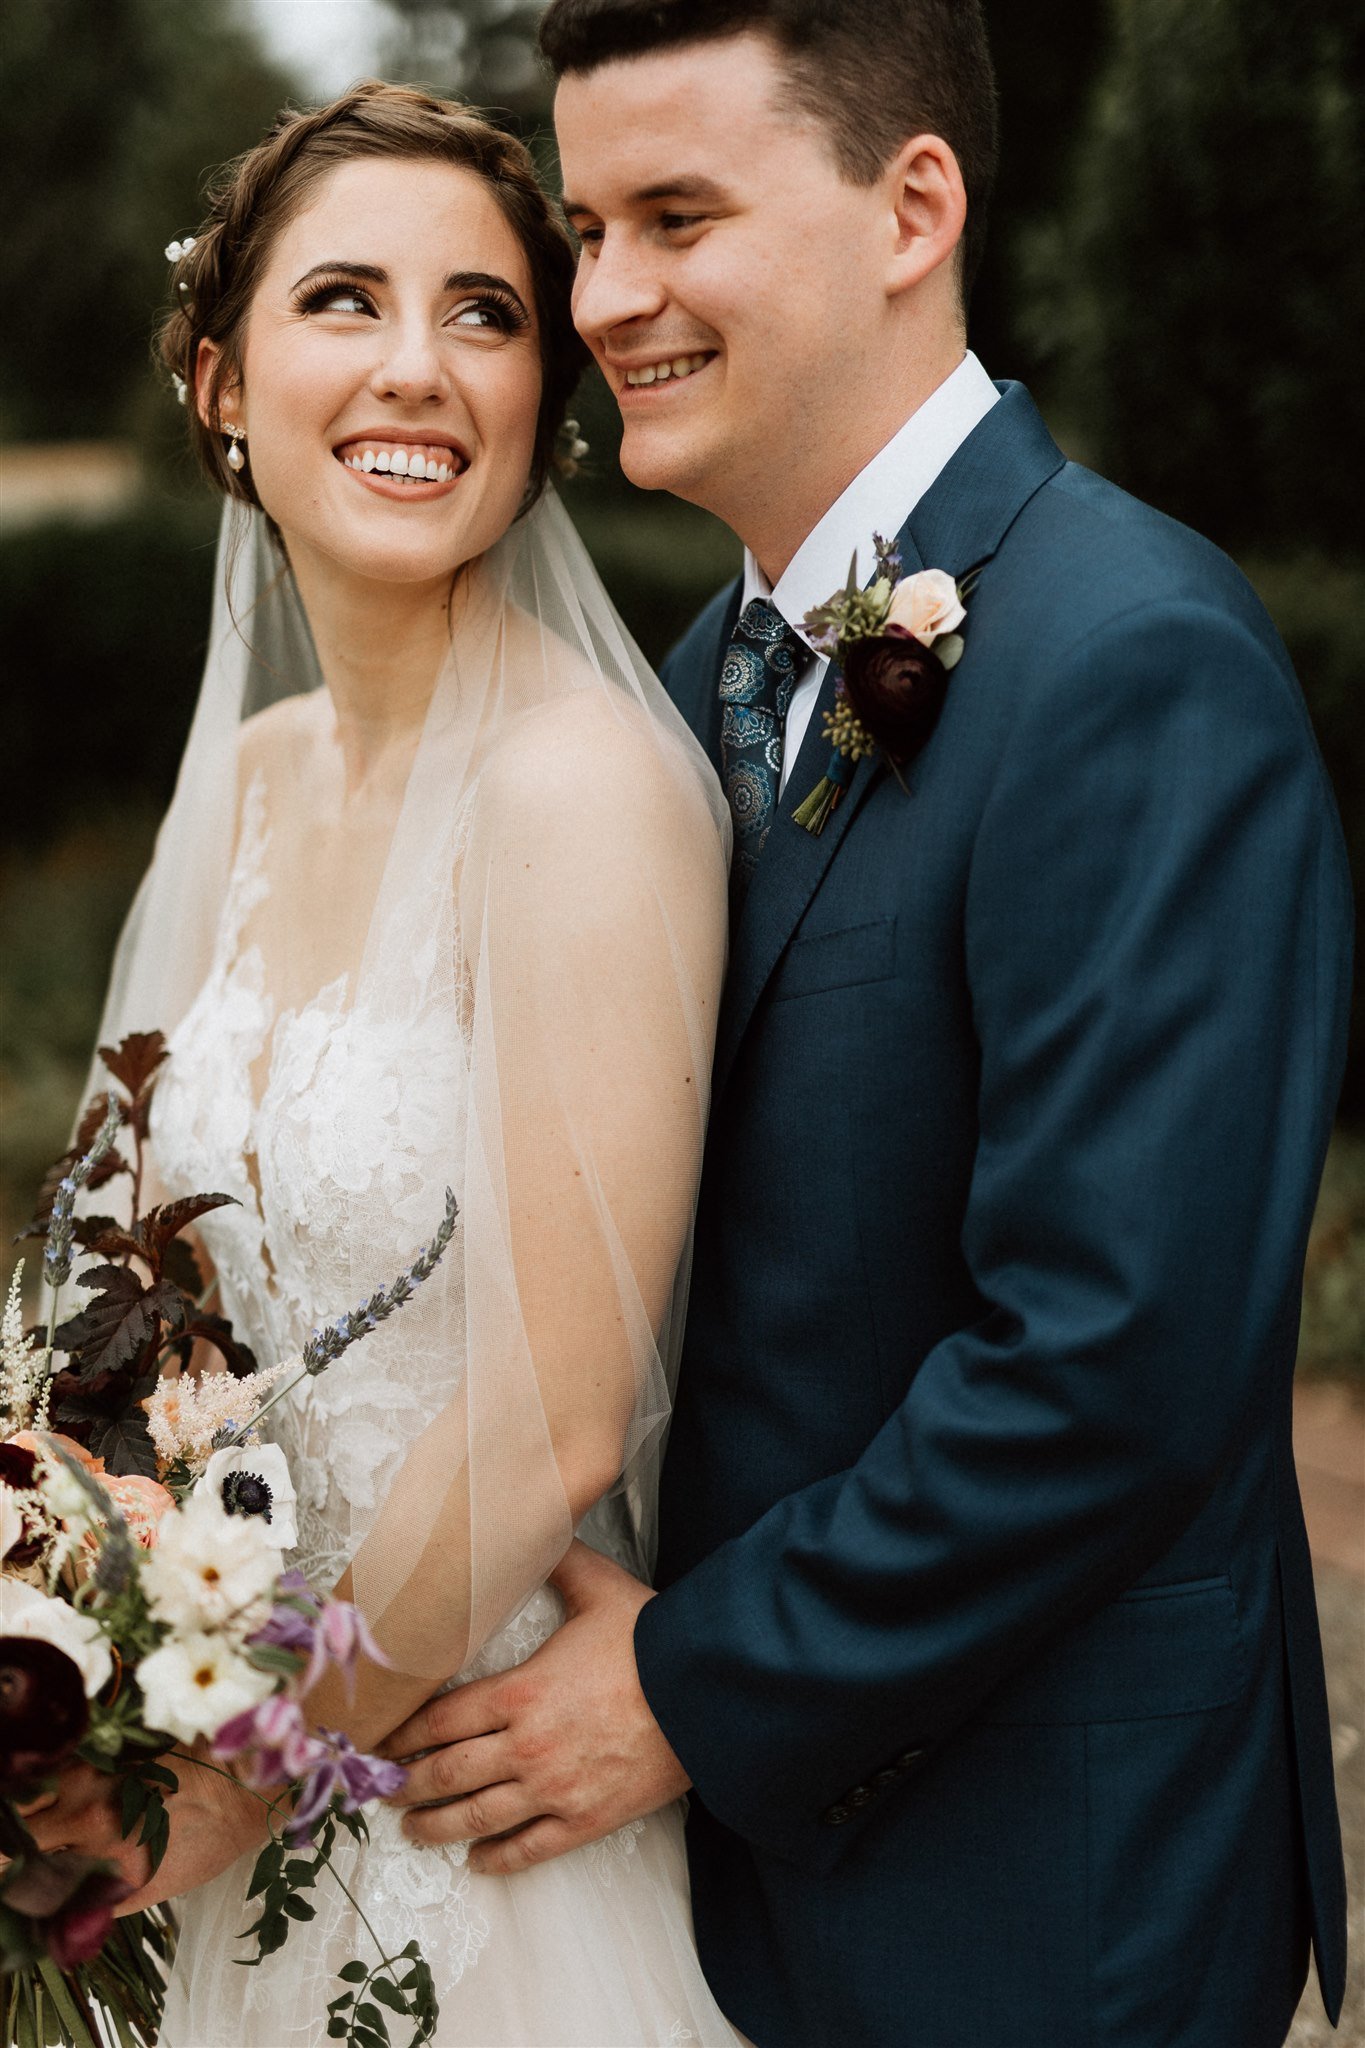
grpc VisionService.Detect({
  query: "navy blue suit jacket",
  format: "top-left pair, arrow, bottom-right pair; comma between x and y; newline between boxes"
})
634,385 -> 1351,2048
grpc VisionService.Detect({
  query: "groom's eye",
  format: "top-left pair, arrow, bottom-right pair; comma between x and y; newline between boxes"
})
659,213 -> 706,234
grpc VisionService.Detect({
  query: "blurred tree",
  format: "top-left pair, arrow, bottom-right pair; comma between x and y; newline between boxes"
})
971,1 -> 1110,379
1021,0 -> 1365,552
380,0 -> 549,119
0,0 -> 295,442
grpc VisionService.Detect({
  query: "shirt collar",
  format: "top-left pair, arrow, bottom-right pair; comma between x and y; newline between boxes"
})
742,352 -> 1000,650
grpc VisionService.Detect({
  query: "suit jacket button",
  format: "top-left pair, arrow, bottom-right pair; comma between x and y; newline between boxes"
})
894,1749 -> 926,1772
822,1802 -> 853,1826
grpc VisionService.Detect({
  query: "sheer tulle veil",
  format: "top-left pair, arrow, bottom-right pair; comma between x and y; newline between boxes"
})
88,490 -> 730,1685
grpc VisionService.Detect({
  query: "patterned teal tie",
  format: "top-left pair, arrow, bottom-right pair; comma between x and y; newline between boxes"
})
720,598 -> 808,905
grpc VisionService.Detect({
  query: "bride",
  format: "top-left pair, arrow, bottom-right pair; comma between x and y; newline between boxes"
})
35,80 -> 741,2046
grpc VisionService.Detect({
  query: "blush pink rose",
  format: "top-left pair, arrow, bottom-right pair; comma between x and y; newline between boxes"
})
101,1474 -> 175,1549
884,569 -> 966,647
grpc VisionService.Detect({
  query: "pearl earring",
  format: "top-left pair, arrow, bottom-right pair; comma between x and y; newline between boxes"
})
224,424 -> 246,474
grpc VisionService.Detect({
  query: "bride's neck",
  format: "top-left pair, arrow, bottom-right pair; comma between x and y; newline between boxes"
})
288,546 -> 467,790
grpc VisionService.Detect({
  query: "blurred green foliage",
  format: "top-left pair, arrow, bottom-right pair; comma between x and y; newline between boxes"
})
1021,0 -> 1364,556
1,0 -> 294,443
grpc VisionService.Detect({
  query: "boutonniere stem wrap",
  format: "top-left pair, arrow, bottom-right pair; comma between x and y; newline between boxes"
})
794,537 -> 979,835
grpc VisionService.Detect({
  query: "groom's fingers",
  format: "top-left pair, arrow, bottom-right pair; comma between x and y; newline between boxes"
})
467,1816 -> 584,1877
400,1779 -> 532,1847
380,1676 -> 505,1761
386,1734 -> 512,1808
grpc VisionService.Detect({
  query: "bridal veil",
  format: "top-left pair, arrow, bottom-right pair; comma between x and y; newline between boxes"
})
88,490 -> 730,1687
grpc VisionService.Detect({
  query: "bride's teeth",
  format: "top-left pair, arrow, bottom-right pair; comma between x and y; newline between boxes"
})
389,449 -> 409,476
437,461 -> 451,482
410,452 -> 428,479
361,449 -> 376,471
375,451 -> 392,471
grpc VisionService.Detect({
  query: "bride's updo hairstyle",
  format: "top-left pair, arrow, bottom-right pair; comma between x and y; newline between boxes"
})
159,80 -> 586,512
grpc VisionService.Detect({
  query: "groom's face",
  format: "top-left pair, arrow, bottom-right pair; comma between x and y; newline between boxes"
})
556,34 -> 899,524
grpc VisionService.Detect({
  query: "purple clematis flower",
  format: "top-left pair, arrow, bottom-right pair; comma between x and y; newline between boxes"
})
213,1692 -> 323,1785
303,1598 -> 389,1699
288,1729 -> 405,1842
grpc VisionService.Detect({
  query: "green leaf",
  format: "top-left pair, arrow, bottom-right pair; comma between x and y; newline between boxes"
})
370,1978 -> 407,2014
327,2021 -> 349,2040
282,1894 -> 316,1922
355,2004 -> 388,2036
338,1960 -> 368,1983
247,1842 -> 284,1900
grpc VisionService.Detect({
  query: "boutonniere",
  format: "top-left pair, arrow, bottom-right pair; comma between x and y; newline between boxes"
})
793,535 -> 979,835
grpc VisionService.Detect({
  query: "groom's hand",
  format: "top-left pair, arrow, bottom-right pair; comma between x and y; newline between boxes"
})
379,1540 -> 690,1876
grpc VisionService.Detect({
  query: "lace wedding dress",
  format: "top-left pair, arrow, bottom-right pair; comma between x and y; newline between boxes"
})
101,501 -> 740,2045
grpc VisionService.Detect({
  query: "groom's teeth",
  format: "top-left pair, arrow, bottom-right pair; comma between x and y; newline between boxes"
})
625,353 -> 710,387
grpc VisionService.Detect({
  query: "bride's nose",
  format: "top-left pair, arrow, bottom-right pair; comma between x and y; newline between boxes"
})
368,318 -> 450,406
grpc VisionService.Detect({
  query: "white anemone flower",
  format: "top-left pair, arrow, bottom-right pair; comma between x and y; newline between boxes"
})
141,1486 -> 282,1638
136,1630 -> 274,1744
0,1578 -> 113,1698
199,1443 -> 298,1551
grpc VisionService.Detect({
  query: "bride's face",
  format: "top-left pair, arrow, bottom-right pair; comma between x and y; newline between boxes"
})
211,157 -> 543,589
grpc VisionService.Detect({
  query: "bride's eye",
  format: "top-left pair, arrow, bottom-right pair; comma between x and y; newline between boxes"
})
295,280 -> 375,317
450,294 -> 529,336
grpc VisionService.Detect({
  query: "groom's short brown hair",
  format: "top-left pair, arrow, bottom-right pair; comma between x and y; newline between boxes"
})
538,0 -> 999,297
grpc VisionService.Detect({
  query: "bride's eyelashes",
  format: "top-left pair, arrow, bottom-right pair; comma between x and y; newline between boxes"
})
291,272 -> 530,336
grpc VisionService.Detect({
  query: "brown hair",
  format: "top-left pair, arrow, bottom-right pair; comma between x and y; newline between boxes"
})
158,81 -> 587,510
539,0 -> 999,299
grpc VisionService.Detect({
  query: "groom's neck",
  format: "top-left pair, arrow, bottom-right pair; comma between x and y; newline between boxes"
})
735,337 -> 968,587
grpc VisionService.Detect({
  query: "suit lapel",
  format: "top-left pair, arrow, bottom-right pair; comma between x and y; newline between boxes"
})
711,383 -> 1066,1104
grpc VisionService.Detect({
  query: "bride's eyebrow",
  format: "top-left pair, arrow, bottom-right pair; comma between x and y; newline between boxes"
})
289,262 -> 528,317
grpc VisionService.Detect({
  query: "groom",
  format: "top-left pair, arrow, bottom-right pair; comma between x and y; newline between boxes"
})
383,5 -> 1352,2041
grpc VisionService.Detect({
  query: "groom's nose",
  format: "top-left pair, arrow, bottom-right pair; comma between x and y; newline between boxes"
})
572,232 -> 670,347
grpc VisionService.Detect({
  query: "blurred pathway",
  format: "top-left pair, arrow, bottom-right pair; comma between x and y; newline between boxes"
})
1291,1385 -> 1364,2046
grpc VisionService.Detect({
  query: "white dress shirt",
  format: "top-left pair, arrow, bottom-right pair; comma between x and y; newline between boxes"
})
741,352 -> 1000,790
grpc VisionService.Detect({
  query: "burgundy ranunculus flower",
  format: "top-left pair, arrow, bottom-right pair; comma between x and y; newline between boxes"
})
0,1849 -> 133,1968
840,625 -> 951,766
0,1635 -> 89,1797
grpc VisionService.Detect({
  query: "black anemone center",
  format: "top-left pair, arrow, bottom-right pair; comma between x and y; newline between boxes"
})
222,1470 -> 273,1521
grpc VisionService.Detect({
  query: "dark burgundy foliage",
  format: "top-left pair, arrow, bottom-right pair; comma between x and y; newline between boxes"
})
840,626 -> 952,767
17,1031 -> 251,1477
0,1637 -> 89,1798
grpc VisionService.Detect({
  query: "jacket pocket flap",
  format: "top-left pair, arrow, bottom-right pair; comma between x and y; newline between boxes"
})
983,1578 -> 1248,1726
771,916 -> 898,1002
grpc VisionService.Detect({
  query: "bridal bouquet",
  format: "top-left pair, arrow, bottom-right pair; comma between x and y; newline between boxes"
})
1,1034 -> 450,2048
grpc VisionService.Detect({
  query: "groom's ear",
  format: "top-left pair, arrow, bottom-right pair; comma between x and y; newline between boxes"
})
882,133 -> 968,310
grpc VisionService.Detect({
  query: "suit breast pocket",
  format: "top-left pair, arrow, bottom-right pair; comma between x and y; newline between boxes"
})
770,915 -> 899,1003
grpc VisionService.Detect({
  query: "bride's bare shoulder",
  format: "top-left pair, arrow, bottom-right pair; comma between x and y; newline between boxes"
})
234,691 -> 330,797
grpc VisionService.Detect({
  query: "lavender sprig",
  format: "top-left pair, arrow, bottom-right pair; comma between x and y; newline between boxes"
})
221,1190 -> 458,1449
43,1100 -> 122,1294
301,1188 -> 459,1376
